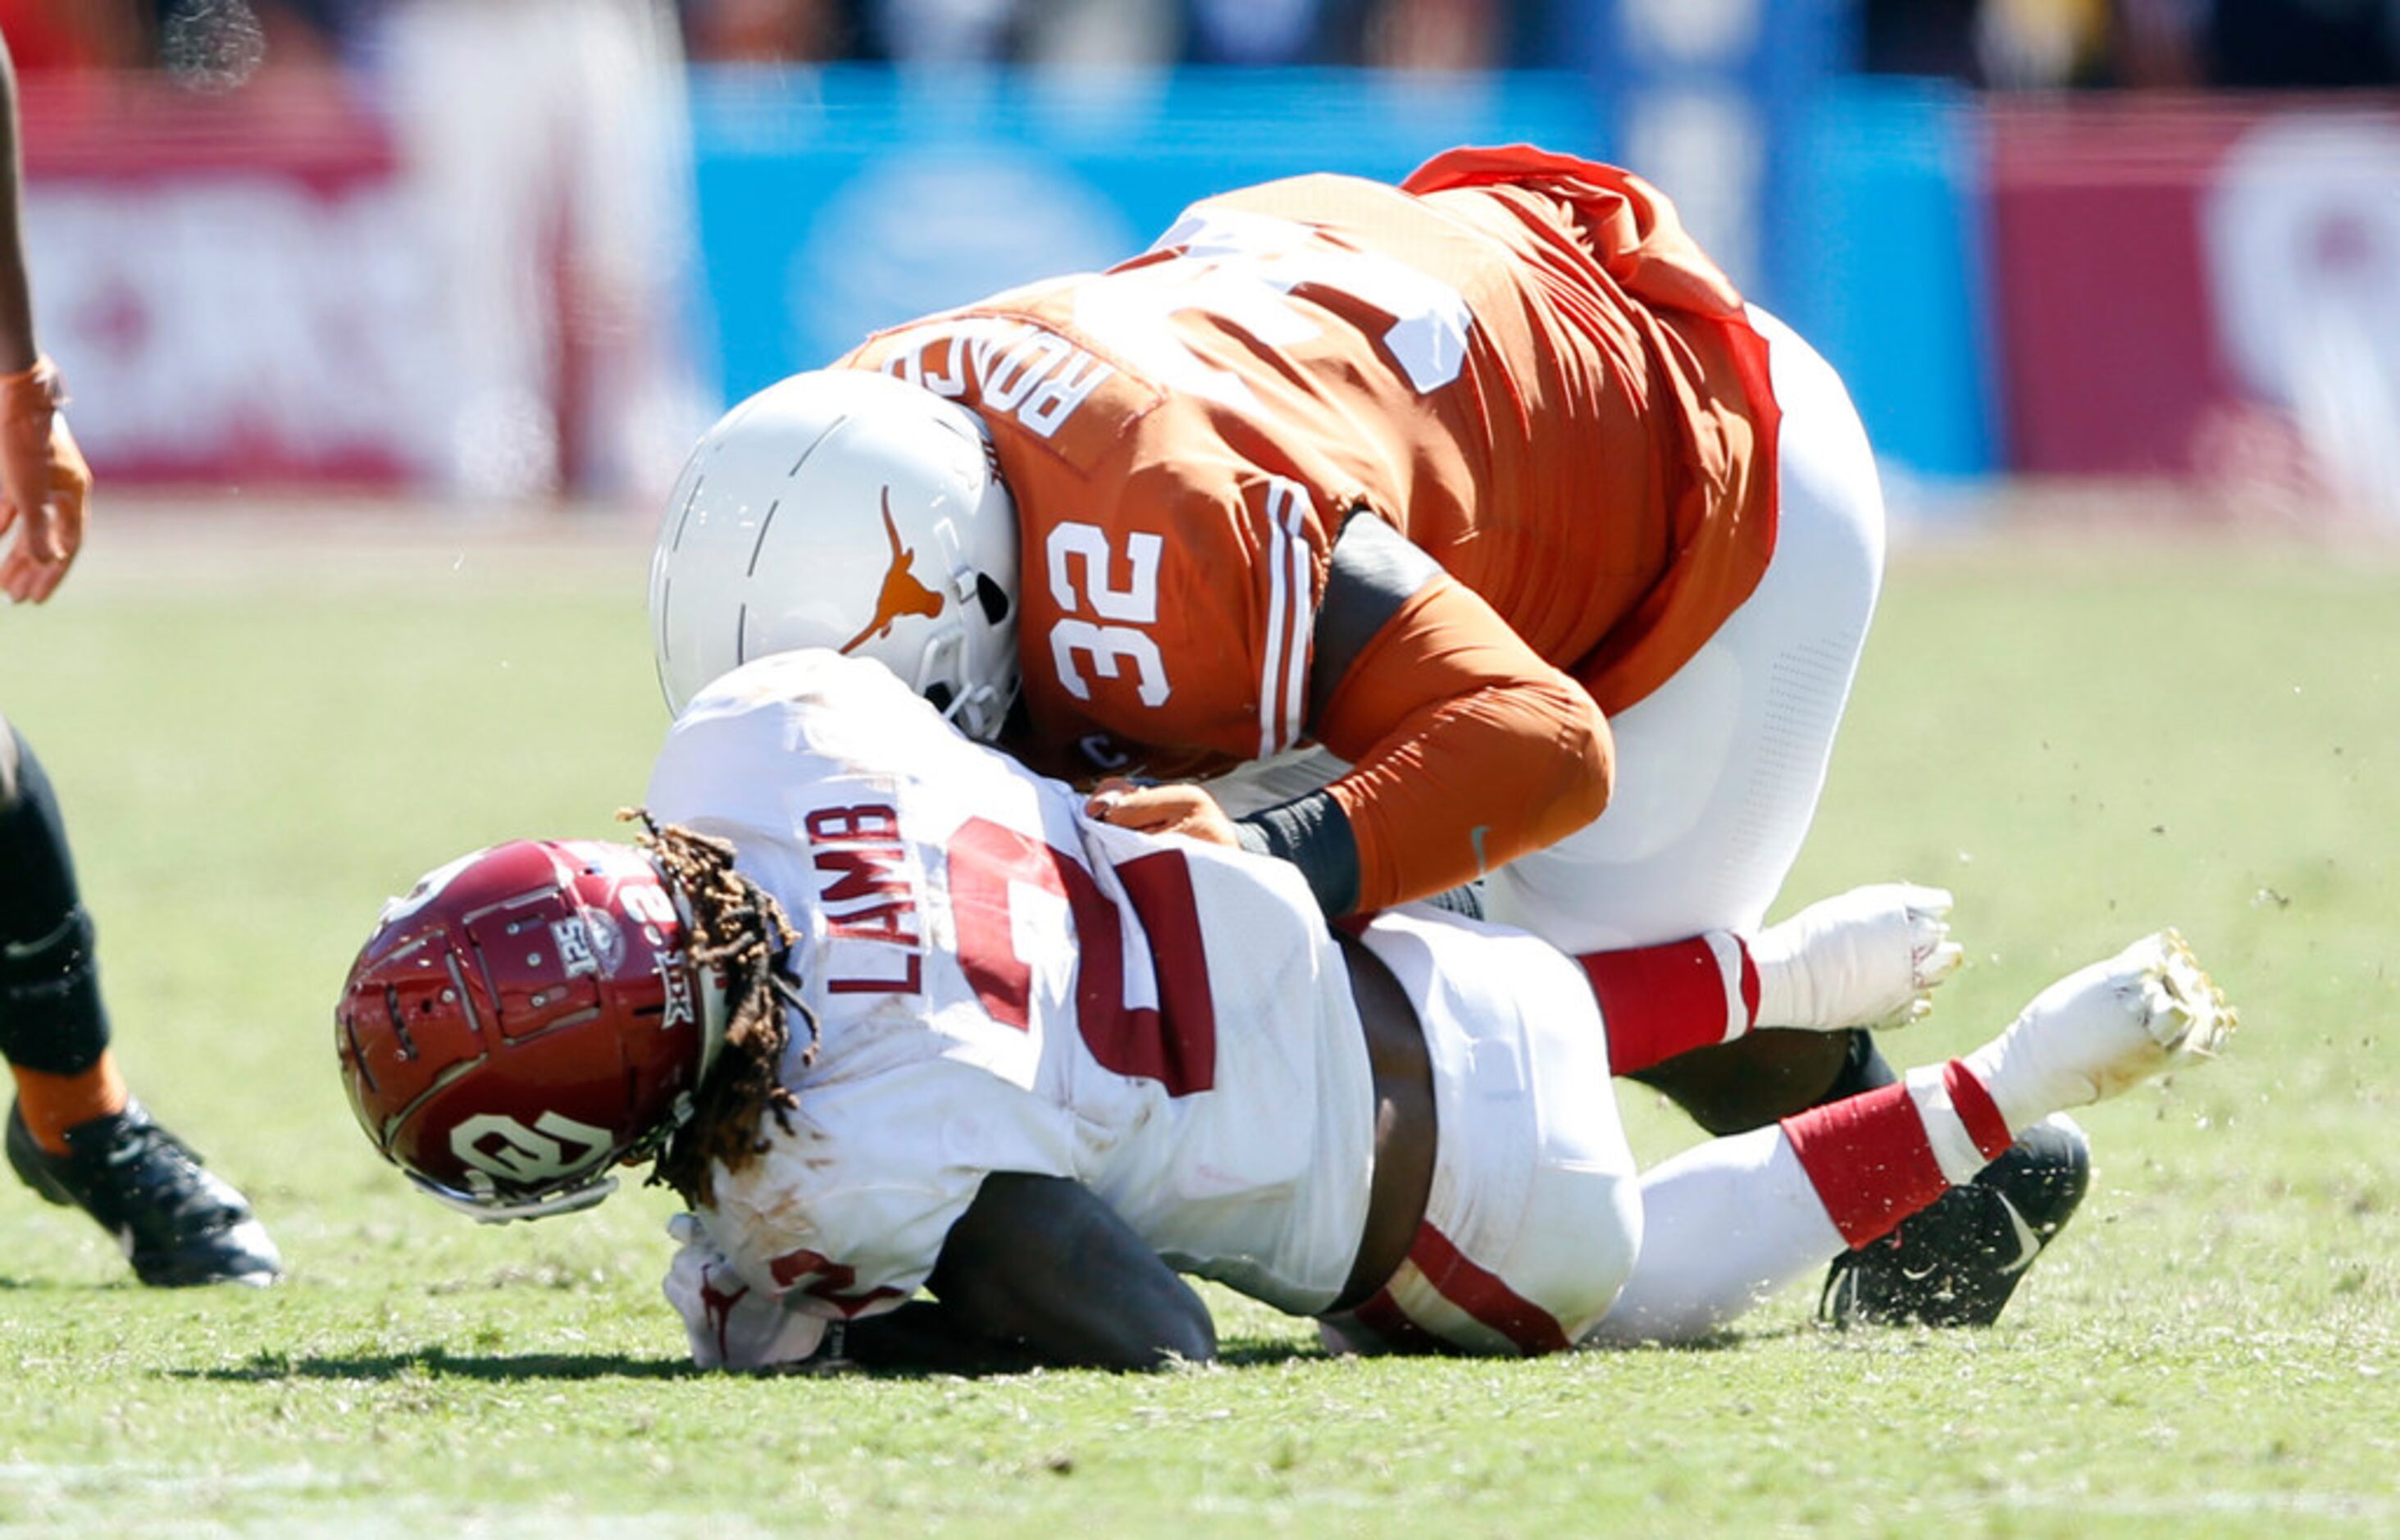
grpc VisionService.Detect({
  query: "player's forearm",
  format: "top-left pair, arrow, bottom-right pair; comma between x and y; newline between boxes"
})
1309,558 -> 1611,912
929,1171 -> 1218,1370
831,1273 -> 1214,1374
1328,678 -> 1612,912
1233,790 -> 1360,916
817,1301 -> 1054,1374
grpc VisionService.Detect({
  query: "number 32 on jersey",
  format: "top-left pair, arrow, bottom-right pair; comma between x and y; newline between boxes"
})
1045,474 -> 1314,759
1045,520 -> 1168,708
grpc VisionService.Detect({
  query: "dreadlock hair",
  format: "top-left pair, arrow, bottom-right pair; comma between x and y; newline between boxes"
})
622,809 -> 819,1208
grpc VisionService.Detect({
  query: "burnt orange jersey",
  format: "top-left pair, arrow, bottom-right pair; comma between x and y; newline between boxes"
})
839,146 -> 1780,909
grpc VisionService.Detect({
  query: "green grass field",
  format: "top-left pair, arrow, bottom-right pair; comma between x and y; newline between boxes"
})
2,503 -> 2396,1536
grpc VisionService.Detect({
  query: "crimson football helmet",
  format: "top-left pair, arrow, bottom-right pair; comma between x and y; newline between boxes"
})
647,369 -> 1020,739
335,840 -> 727,1223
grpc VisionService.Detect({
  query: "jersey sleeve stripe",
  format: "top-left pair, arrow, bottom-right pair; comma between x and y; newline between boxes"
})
1277,490 -> 1310,753
1257,485 -> 1294,760
1257,478 -> 1312,758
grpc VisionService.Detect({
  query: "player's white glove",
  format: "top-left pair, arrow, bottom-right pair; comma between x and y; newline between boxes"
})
1750,883 -> 1965,1032
663,1213 -> 829,1371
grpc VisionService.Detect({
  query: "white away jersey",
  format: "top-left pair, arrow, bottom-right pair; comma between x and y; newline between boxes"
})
644,650 -> 1378,1323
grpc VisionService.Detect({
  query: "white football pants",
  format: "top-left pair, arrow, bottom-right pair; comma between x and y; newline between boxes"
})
1481,305 -> 1886,952
1210,307 -> 1886,951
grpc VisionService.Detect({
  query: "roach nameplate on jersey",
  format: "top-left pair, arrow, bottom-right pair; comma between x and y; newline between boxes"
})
877,318 -> 1116,440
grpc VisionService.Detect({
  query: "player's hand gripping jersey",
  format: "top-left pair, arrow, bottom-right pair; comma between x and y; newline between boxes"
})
647,652 -> 1377,1333
839,146 -> 1782,911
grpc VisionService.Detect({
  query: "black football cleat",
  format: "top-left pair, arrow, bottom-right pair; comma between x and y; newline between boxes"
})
1819,1113 -> 2091,1328
8,1100 -> 281,1287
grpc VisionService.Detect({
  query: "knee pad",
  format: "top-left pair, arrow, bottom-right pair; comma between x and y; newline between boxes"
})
0,719 -> 112,1073
0,904 -> 110,1074
0,719 -> 84,938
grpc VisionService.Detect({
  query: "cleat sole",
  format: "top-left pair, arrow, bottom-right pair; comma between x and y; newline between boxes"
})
2142,929 -> 2238,1065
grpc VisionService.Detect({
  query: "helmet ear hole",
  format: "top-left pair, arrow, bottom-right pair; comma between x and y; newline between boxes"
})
976,572 -> 1011,625
923,681 -> 957,714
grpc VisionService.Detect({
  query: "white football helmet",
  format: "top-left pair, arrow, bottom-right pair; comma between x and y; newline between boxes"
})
648,370 -> 1021,738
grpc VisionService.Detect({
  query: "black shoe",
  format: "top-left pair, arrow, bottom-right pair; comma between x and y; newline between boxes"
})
1819,1114 -> 2090,1328
8,1100 -> 281,1287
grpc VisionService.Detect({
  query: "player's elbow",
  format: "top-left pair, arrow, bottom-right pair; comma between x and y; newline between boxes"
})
1544,685 -> 1614,832
1164,1292 -> 1218,1365
1067,1317 -> 1215,1372
1095,1292 -> 1218,1371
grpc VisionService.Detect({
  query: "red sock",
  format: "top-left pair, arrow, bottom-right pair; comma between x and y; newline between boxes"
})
1578,933 -> 1760,1076
1779,1060 -> 2016,1247
13,1051 -> 130,1154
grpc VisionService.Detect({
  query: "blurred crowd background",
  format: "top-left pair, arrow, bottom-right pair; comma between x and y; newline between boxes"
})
11,0 -> 2400,85
5,0 -> 2398,522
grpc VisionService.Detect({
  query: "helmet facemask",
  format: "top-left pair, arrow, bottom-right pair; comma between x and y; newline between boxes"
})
909,520 -> 1020,741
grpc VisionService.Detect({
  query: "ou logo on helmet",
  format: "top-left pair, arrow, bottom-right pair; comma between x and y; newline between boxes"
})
450,1111 -> 616,1188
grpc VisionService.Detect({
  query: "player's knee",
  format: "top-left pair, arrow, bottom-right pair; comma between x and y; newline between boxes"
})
1577,1169 -> 1644,1328
1095,1291 -> 1217,1370
0,717 -> 93,959
1629,1028 -> 1860,1136
0,719 -> 128,1074
1518,1159 -> 1644,1345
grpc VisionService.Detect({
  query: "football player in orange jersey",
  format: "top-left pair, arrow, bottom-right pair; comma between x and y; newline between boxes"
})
648,145 -> 2068,1325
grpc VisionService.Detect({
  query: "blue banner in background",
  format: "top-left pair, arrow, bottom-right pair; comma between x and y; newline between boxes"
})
1778,78 -> 1998,482
1532,1 -> 2001,481
685,46 -> 1997,486
1542,0 -> 1852,301
689,66 -> 1600,401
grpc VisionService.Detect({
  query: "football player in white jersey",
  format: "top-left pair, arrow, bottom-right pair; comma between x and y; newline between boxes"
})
336,651 -> 2234,1369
